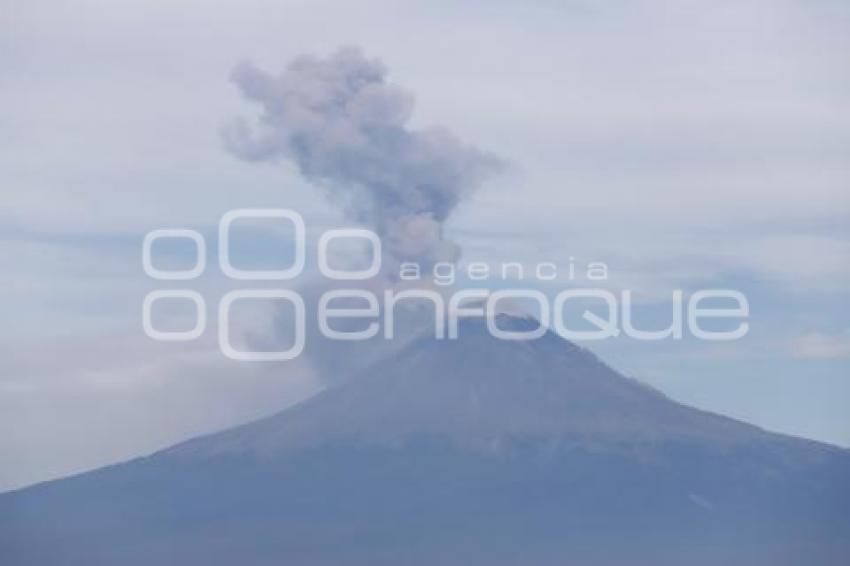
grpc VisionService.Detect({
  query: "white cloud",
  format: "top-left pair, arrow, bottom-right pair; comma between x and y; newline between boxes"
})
791,331 -> 850,360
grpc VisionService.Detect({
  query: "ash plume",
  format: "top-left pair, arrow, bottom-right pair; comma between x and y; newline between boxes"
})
223,47 -> 503,272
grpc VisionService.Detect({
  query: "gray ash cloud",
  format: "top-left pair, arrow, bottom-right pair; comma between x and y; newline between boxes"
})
223,46 -> 503,273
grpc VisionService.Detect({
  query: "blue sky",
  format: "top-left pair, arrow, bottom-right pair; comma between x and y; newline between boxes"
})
1,0 -> 848,491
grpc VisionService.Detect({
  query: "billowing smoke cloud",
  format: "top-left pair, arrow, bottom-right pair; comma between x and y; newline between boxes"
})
223,47 -> 503,272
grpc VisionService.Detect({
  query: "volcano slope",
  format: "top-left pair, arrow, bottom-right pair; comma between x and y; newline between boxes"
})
1,315 -> 848,565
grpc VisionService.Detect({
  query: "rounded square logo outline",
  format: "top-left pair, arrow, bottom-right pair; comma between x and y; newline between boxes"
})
318,228 -> 382,280
143,229 -> 206,280
143,290 -> 206,340
219,289 -> 305,361
219,209 -> 306,280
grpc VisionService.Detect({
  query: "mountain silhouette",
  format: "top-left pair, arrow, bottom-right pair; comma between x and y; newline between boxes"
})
1,314 -> 848,565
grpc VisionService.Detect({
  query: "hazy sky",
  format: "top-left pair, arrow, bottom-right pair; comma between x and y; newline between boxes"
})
1,0 -> 848,491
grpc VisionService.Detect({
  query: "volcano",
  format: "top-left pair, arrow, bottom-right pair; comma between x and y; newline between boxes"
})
1,314 -> 848,565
